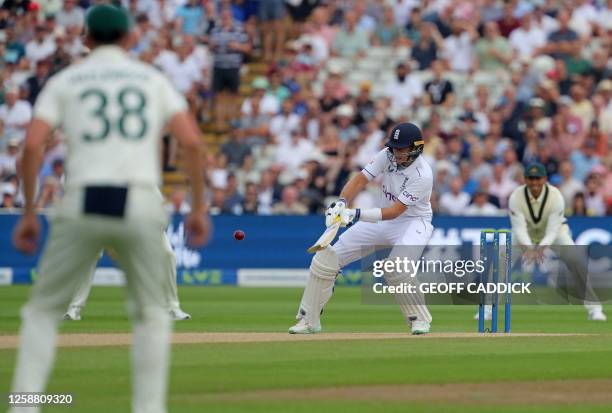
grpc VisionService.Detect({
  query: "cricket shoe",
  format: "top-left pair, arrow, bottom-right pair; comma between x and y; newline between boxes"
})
63,306 -> 82,321
169,308 -> 192,321
288,318 -> 322,334
411,320 -> 430,335
473,305 -> 492,321
588,309 -> 607,321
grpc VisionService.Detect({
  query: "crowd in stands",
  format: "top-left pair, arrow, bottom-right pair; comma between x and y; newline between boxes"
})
0,0 -> 610,217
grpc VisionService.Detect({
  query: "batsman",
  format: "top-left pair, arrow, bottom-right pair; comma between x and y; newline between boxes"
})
289,123 -> 435,335
504,163 -> 606,321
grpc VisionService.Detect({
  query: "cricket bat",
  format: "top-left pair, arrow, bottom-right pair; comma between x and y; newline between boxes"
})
307,217 -> 341,254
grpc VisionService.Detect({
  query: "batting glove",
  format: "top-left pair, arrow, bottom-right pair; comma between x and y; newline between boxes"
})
339,208 -> 361,228
325,198 -> 347,227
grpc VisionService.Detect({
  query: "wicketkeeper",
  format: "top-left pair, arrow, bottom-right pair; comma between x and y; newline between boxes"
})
490,162 -> 607,321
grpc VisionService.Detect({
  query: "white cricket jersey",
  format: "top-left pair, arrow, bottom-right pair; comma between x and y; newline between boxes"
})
362,149 -> 433,220
508,183 -> 567,246
33,46 -> 187,188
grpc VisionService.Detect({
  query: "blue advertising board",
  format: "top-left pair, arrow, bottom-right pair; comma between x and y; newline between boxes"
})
1,213 -> 610,285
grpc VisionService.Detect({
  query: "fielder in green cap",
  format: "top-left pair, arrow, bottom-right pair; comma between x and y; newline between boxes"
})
487,162 -> 608,323
525,162 -> 547,179
85,3 -> 131,46
9,3 -> 210,413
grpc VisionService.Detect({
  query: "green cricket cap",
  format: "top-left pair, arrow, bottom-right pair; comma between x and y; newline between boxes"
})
525,162 -> 547,178
86,4 -> 131,42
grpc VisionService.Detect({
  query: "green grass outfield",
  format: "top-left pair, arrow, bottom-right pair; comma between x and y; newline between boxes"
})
1,286 -> 611,413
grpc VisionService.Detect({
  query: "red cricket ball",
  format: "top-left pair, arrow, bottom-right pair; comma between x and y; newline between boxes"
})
233,230 -> 245,241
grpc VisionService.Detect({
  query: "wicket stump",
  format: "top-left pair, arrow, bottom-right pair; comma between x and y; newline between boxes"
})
479,229 -> 512,333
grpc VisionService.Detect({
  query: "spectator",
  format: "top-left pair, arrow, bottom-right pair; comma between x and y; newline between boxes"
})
593,80 -> 612,135
568,84 -> 594,132
424,60 -> 454,107
56,0 -> 85,31
584,173 -> 606,216
0,139 -> 20,177
354,82 -> 375,126
439,176 -> 470,215
496,1 -> 520,37
393,0 -> 417,27
441,19 -> 477,73
235,154 -> 260,194
220,127 -> 251,168
404,7 -> 423,45
332,10 -> 369,59
459,160 -> 479,195
241,77 -> 280,116
306,7 -> 336,48
24,59 -> 51,105
501,147 -> 523,183
373,5 -> 404,47
209,188 -> 228,215
241,182 -> 260,214
132,13 -> 159,55
468,146 -> 493,182
269,99 -> 300,145
570,139 -> 601,182
545,113 -> 577,161
258,169 -> 280,215
0,87 -> 32,142
285,0 -> 318,30
488,163 -> 516,208
268,70 -> 291,104
464,189 -> 501,216
384,62 -> 423,115
4,23 -> 25,64
480,0 -> 504,24
209,7 -> 251,129
411,22 -> 441,70
570,0 -> 598,38
25,25 -> 56,65
223,174 -> 244,215
543,9 -> 579,61
537,144 -> 558,178
0,182 -> 19,210
317,125 -> 342,159
258,0 -> 286,61
273,185 -> 308,215
433,160 -> 452,193
570,192 -> 588,216
239,94 -> 271,146
475,21 -> 512,72
322,67 -> 350,101
175,0 -> 205,35
275,130 -> 315,172
335,104 -> 359,142
165,187 -> 192,215
161,35 -> 204,95
557,160 -> 584,208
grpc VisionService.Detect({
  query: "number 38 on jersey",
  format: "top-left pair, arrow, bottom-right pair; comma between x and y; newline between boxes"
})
80,86 -> 148,141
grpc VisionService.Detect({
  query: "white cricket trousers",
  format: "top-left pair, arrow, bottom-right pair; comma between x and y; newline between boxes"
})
334,216 -> 434,267
68,232 -> 181,312
297,215 -> 435,326
10,185 -> 173,413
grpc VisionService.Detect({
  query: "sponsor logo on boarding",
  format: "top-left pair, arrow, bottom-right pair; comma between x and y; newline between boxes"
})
166,222 -> 202,269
